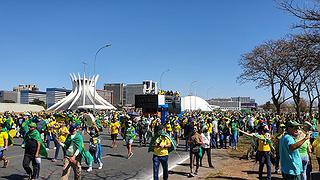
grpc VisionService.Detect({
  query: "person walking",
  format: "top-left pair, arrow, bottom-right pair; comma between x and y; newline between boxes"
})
23,122 -> 47,180
200,125 -> 214,168
149,125 -> 175,180
60,124 -> 93,180
188,125 -> 203,177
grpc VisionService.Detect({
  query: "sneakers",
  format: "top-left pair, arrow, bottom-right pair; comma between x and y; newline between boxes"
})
98,163 -> 103,170
3,159 -> 9,168
87,166 -> 93,172
189,173 -> 195,177
51,159 -> 57,162
128,152 -> 133,159
275,169 -> 280,174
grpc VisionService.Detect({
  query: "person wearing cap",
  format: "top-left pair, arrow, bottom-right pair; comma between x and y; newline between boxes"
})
279,120 -> 311,180
273,123 -> 286,174
239,123 -> 273,180
60,124 -> 93,179
23,122 -> 47,180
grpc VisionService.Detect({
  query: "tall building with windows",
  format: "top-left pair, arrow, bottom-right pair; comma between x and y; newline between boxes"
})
20,90 -> 46,104
97,89 -> 114,105
104,83 -> 124,106
125,84 -> 144,106
208,96 -> 257,111
0,91 -> 20,103
46,88 -> 72,108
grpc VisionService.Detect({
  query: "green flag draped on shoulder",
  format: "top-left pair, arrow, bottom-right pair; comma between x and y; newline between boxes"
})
24,129 -> 48,157
148,132 -> 177,153
64,132 -> 93,166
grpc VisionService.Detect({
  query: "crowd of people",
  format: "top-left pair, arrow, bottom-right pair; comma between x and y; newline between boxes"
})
0,109 -> 319,180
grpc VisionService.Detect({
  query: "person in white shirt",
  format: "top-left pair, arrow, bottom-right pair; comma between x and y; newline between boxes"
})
200,125 -> 214,168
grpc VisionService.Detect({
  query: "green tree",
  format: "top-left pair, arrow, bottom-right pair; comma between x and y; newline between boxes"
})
30,98 -> 46,109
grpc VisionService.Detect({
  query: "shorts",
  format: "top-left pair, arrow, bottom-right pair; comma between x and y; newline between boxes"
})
126,139 -> 134,145
111,134 -> 118,141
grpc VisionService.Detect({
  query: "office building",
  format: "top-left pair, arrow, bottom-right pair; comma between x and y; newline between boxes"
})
0,90 -> 20,103
46,88 -> 72,108
20,90 -> 46,104
104,83 -> 125,106
125,84 -> 144,106
97,89 -> 114,105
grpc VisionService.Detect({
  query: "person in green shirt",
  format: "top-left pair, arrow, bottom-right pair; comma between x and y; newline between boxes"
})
297,122 -> 312,180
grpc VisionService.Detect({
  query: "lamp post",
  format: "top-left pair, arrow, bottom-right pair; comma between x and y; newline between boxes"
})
93,44 -> 111,113
189,80 -> 197,110
206,86 -> 214,100
82,61 -> 87,75
159,69 -> 170,90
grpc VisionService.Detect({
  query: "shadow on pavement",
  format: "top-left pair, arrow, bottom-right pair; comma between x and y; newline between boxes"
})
106,153 -> 126,158
210,176 -> 248,180
1,174 -> 27,180
168,170 -> 189,177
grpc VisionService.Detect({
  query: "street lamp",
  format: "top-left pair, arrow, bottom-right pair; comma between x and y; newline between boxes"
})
189,81 -> 197,111
159,69 -> 170,90
93,44 -> 112,113
82,61 -> 87,75
189,80 -> 198,96
206,86 -> 214,100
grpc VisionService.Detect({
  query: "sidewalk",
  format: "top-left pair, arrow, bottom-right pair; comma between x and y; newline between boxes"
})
168,148 -> 283,180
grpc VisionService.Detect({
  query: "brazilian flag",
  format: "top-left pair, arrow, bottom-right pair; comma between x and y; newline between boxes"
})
64,132 -> 93,166
24,129 -> 48,157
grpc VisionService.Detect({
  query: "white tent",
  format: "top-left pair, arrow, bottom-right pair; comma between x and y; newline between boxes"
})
181,96 -> 213,112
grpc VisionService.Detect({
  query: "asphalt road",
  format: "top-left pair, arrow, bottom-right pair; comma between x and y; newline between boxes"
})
0,132 -> 189,180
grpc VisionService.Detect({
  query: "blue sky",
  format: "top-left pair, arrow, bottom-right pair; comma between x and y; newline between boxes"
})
0,0 -> 300,104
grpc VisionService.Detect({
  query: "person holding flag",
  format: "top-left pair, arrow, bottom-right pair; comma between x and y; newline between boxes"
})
60,124 -> 93,180
149,124 -> 176,180
22,122 -> 48,180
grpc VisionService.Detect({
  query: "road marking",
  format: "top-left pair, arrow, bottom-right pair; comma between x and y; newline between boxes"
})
146,153 -> 190,180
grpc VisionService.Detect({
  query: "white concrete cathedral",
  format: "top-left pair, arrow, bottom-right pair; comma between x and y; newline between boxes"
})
47,73 -> 116,111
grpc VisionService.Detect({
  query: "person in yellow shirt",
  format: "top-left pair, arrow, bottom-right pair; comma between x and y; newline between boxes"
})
151,125 -> 172,180
173,121 -> 181,146
0,124 -> 9,168
52,122 -> 69,162
109,118 -> 121,148
239,124 -> 272,180
312,130 -> 320,171
165,121 -> 172,136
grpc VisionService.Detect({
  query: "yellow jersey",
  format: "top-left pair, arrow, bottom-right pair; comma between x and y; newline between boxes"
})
110,121 -> 120,134
154,136 -> 171,156
257,134 -> 271,152
0,131 -> 9,147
